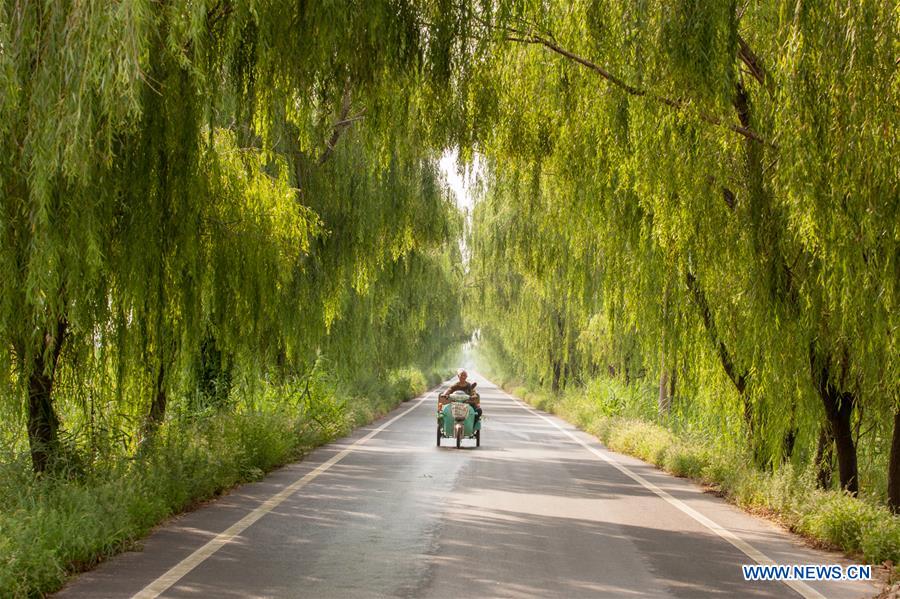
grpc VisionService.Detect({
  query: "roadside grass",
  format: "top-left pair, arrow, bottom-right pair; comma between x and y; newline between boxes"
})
498,376 -> 900,568
0,366 -> 447,598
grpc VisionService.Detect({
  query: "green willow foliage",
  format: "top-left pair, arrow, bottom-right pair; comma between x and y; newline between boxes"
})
0,0 -> 895,516
0,1 -> 467,472
463,1 -> 898,506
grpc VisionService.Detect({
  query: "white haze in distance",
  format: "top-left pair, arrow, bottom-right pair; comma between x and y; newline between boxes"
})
438,147 -> 481,270
439,147 -> 479,213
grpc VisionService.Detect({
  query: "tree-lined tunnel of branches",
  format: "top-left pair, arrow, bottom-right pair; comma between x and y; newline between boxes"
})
0,0 -> 897,546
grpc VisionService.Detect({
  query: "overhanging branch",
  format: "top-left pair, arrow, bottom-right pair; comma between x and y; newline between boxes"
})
737,34 -> 774,95
318,84 -> 367,166
496,21 -> 774,147
684,270 -> 748,394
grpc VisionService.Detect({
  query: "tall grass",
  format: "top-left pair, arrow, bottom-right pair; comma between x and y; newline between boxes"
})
0,365 -> 447,598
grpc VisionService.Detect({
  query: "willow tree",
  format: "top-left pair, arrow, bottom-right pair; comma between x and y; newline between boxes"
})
0,1 -> 151,470
0,0 -> 470,471
460,0 -> 897,500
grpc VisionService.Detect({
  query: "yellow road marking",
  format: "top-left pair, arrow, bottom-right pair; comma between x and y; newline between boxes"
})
133,394 -> 431,599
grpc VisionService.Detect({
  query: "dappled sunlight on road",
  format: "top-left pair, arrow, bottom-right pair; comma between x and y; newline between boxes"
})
57,376 -> 878,599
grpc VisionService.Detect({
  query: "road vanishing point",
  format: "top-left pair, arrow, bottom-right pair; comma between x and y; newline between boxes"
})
58,374 -> 879,598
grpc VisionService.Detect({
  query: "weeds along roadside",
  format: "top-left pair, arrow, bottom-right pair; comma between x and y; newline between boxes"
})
0,365 -> 450,598
477,360 -> 900,573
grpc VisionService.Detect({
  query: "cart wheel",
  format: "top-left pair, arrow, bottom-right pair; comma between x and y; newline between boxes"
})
437,424 -> 441,447
455,427 -> 462,448
475,429 -> 481,447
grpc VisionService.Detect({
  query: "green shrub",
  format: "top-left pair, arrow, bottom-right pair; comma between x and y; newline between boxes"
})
511,385 -> 530,400
604,419 -> 675,466
797,492 -> 893,559
665,444 -> 708,478
387,367 -> 428,400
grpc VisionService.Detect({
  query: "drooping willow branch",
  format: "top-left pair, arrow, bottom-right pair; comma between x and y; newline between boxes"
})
737,34 -> 774,95
318,83 -> 367,166
684,270 -> 748,396
493,21 -> 774,147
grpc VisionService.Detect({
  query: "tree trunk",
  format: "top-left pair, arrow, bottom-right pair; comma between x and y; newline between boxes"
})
26,318 -> 68,473
815,423 -> 834,489
684,269 -> 755,436
657,297 -> 672,417
782,398 -> 797,462
551,360 -> 562,394
810,345 -> 858,495
781,428 -> 796,462
684,271 -> 747,395
831,404 -> 858,495
145,360 -> 168,435
888,407 -> 900,514
551,310 -> 565,393
669,369 -> 677,405
658,366 -> 671,418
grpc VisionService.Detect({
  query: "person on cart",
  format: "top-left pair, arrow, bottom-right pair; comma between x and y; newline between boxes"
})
438,369 -> 482,422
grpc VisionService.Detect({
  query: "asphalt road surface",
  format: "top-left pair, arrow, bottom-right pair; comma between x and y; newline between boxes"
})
58,373 -> 879,598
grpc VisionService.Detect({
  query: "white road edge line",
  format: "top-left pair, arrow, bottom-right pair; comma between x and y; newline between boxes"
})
133,393 -> 432,599
507,393 -> 825,599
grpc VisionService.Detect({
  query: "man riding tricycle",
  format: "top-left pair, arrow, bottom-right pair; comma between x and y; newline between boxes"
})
437,369 -> 482,448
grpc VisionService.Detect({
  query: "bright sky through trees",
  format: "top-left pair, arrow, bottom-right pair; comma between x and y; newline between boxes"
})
439,149 -> 479,213
439,148 -> 481,268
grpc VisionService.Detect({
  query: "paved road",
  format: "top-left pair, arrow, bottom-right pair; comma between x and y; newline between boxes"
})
59,374 -> 879,598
